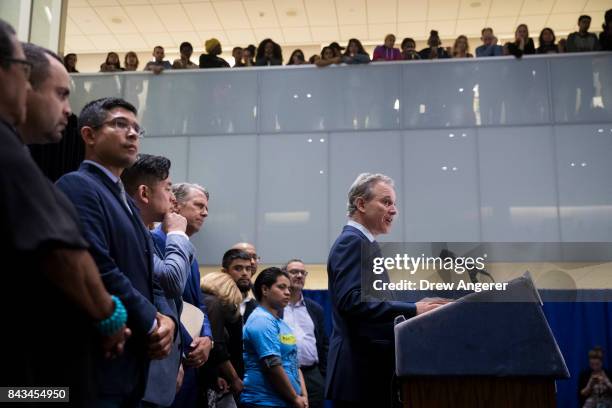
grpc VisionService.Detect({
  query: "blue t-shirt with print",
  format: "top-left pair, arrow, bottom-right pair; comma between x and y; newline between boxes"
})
241,306 -> 301,407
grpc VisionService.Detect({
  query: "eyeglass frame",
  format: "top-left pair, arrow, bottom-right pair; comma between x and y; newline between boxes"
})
92,117 -> 145,138
287,269 -> 308,277
1,57 -> 33,79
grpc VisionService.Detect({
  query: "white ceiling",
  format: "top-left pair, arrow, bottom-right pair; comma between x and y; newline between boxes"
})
65,0 -> 612,54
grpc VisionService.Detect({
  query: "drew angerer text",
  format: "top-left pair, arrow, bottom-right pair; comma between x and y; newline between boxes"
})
372,279 -> 509,293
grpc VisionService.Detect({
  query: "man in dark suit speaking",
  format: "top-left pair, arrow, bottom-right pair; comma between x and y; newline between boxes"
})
326,173 -> 444,408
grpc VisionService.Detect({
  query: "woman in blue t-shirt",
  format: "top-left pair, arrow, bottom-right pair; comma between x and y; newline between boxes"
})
241,267 -> 308,408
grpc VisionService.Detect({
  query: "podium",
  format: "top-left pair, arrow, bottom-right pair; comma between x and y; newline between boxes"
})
394,274 -> 569,408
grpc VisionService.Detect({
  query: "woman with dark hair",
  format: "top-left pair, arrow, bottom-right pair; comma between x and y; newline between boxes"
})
256,39 -> 283,66
124,51 -> 139,71
452,35 -> 473,58
400,37 -> 420,60
64,53 -> 78,73
504,24 -> 536,57
579,346 -> 612,408
315,46 -> 341,67
287,49 -> 306,65
241,267 -> 307,408
537,28 -> 559,53
99,52 -> 123,72
342,38 -> 370,64
419,30 -> 450,59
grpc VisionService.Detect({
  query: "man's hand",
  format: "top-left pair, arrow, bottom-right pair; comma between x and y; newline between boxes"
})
184,336 -> 212,367
216,377 -> 229,393
162,212 -> 187,234
151,65 -> 164,75
230,377 -> 244,394
101,325 -> 131,359
492,36 -> 498,46
415,298 -> 449,315
176,363 -> 184,393
292,395 -> 308,408
148,313 -> 175,359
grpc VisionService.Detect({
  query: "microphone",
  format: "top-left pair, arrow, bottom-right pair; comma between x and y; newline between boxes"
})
468,268 -> 495,284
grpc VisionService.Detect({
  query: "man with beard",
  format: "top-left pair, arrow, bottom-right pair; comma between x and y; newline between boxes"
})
200,248 -> 253,404
232,242 -> 259,322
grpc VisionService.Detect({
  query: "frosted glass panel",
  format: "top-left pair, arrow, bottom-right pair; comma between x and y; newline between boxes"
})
403,129 -> 480,241
124,71 -> 258,137
550,54 -> 612,124
478,126 -> 560,241
187,135 -> 258,265
328,131 -> 403,244
69,74 -> 124,116
139,136 -> 189,183
257,134 -> 328,263
402,58 -> 550,128
555,124 -> 612,241
259,65 -> 401,132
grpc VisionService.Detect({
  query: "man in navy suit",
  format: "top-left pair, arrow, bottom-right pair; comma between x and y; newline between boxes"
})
56,98 -> 177,408
122,154 -> 196,407
326,173 -> 444,408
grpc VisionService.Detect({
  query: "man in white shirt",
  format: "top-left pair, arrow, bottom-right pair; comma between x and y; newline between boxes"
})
283,259 -> 328,408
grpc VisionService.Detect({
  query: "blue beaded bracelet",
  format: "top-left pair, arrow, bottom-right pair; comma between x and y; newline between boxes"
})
95,295 -> 127,336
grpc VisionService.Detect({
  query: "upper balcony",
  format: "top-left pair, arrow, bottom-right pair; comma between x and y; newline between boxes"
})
69,52 -> 612,137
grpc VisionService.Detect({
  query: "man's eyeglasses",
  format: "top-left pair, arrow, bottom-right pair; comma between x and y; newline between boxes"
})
94,117 -> 145,138
287,269 -> 308,277
2,58 -> 33,79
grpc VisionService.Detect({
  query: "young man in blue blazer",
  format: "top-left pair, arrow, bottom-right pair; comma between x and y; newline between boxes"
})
56,98 -> 177,407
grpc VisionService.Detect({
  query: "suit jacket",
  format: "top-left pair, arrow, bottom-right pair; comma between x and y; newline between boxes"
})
303,297 -> 329,377
56,161 -> 176,401
325,225 -> 416,403
242,297 -> 258,324
144,233 -> 195,406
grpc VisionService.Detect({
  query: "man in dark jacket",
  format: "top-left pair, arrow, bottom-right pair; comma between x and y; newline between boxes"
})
283,259 -> 329,408
199,38 -> 230,69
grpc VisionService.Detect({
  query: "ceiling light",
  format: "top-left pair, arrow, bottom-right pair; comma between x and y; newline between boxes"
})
470,1 -> 481,7
111,17 -> 122,24
286,9 -> 297,17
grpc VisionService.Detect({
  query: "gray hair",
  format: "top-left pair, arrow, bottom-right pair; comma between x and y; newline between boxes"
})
282,258 -> 304,272
347,173 -> 394,216
172,182 -> 209,204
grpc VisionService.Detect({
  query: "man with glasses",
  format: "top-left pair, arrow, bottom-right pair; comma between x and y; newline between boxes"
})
0,20 -> 131,406
56,97 -> 177,407
282,259 -> 328,408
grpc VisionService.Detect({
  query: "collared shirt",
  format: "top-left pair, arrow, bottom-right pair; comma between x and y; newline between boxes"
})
83,159 -> 119,183
347,219 -> 375,243
240,292 -> 254,317
283,293 -> 318,367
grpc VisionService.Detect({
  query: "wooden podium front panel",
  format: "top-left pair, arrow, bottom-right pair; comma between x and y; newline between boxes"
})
401,377 -> 556,408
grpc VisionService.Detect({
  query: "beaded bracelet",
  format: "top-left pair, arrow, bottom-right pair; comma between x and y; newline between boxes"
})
95,295 -> 127,336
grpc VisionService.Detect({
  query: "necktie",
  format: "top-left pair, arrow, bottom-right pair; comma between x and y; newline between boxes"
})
116,180 -> 133,215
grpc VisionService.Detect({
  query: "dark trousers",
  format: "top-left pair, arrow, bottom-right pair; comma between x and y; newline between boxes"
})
301,365 -> 324,408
